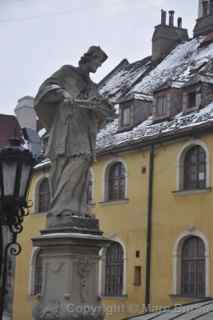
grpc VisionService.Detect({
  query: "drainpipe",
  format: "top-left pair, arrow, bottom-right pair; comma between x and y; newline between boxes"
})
145,144 -> 155,309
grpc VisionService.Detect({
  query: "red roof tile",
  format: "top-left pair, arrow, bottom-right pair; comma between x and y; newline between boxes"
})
0,114 -> 22,147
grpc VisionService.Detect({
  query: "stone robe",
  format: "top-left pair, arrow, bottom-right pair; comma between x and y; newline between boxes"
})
34,65 -> 107,217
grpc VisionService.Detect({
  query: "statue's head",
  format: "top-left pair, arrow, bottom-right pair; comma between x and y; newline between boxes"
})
78,46 -> 108,73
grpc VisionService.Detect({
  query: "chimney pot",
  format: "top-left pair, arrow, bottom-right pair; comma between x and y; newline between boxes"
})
169,10 -> 175,27
177,17 -> 182,28
161,9 -> 167,25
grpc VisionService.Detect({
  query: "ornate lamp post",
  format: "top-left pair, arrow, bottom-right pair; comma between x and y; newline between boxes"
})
0,138 -> 34,320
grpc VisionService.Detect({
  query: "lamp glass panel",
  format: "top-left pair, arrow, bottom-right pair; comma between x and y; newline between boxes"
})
19,164 -> 31,197
0,170 -> 2,198
2,162 -> 17,196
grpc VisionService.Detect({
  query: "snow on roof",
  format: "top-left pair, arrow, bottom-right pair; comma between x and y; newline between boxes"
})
35,101 -> 213,169
96,36 -> 213,152
96,101 -> 213,152
131,37 -> 213,95
99,57 -> 152,102
99,37 -> 213,103
128,300 -> 213,320
132,38 -> 206,94
119,92 -> 154,103
34,36 -> 213,168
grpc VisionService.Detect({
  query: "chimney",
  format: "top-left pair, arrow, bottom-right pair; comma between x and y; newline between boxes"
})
169,10 -> 175,27
210,0 -> 213,15
152,10 -> 189,63
177,17 -> 182,28
15,96 -> 37,131
161,9 -> 167,26
203,1 -> 209,16
194,0 -> 213,36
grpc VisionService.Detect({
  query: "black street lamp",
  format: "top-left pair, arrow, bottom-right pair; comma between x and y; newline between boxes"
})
0,138 -> 34,319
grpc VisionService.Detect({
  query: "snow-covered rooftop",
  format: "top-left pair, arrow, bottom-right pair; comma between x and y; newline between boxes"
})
96,101 -> 213,152
99,37 -> 213,100
35,36 -> 213,168
99,57 -> 152,102
96,36 -> 213,153
128,300 -> 213,320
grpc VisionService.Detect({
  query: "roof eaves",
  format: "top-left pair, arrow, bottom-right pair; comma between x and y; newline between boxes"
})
96,121 -> 213,157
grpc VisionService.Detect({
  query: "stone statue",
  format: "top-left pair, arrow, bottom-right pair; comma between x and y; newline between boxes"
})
34,46 -> 114,219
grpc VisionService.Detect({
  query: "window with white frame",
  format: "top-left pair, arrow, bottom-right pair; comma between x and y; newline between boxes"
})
181,236 -> 206,297
183,145 -> 207,190
107,162 -> 126,201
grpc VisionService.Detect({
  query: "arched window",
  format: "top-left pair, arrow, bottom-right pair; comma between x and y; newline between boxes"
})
181,236 -> 205,297
38,178 -> 50,213
183,145 -> 206,190
108,162 -> 126,201
29,248 -> 43,297
105,242 -> 124,296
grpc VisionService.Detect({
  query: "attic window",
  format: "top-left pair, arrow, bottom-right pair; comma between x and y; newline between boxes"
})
187,92 -> 196,109
155,96 -> 168,117
121,106 -> 131,127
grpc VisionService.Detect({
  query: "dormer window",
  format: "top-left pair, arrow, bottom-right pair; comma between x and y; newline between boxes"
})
183,87 -> 201,113
153,94 -> 170,121
156,96 -> 168,116
118,95 -> 153,131
119,102 -> 133,130
188,92 -> 196,109
121,106 -> 131,127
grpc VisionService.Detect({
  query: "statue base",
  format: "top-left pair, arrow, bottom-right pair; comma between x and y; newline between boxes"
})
31,230 -> 111,320
44,213 -> 103,236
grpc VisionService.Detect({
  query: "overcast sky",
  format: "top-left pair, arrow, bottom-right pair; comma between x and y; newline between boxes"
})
0,0 -> 197,115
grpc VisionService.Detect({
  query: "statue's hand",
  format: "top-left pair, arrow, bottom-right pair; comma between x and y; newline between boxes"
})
58,89 -> 74,104
88,96 -> 116,119
88,96 -> 108,106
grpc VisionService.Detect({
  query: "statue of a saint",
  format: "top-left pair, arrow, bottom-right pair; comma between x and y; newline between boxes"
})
34,46 -> 114,219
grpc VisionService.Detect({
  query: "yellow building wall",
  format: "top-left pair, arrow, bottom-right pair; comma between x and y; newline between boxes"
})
13,133 -> 213,320
150,135 -> 213,308
93,151 -> 149,319
13,172 -> 47,320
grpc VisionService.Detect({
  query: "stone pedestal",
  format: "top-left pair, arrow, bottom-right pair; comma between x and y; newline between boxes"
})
32,219 -> 110,320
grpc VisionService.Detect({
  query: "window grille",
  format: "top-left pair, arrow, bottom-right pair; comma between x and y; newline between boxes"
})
181,236 -> 205,297
34,255 -> 42,295
108,162 -> 125,201
105,243 -> 124,296
38,178 -> 50,213
183,146 -> 206,190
